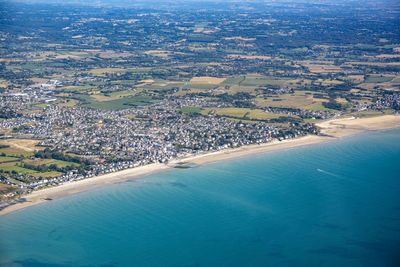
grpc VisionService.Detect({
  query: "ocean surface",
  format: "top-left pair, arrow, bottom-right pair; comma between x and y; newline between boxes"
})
1,128 -> 400,267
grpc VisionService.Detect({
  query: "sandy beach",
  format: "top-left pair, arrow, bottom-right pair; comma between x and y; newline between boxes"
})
1,114 -> 400,216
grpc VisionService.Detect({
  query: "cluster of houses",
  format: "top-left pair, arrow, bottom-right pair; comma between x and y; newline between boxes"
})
2,100 -> 319,162
0,96 -> 320,198
263,106 -> 340,120
1,78 -> 397,201
354,93 -> 400,111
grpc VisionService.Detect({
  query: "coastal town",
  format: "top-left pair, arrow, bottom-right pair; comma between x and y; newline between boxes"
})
1,76 -> 399,208
2,1 -> 400,267
1,0 -> 400,208
1,85 -> 322,205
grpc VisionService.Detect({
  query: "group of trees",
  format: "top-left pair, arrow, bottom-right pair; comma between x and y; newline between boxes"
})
21,162 -> 62,173
34,149 -> 91,166
323,99 -> 343,110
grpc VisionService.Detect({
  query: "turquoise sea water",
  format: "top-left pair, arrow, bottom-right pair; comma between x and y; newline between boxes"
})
1,128 -> 400,267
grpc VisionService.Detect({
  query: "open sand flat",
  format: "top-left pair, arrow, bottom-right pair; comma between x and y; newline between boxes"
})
317,115 -> 400,137
1,115 -> 399,216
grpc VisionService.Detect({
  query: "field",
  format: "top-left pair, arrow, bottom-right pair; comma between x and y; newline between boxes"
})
299,61 -> 342,74
241,75 -> 287,87
90,91 -> 137,102
0,156 -> 19,163
0,139 -> 44,157
0,157 -> 78,182
94,50 -> 135,59
58,99 -> 79,107
364,76 -> 394,83
0,164 -> 38,174
77,94 -> 157,110
0,139 -> 42,152
22,158 -> 80,168
0,79 -> 9,88
180,106 -> 203,114
180,106 -> 293,122
88,68 -> 131,76
375,54 -> 400,58
0,139 -> 78,180
144,50 -> 172,57
304,102 -> 339,112
256,94 -> 314,109
190,77 -> 226,84
31,171 -> 64,178
227,54 -> 271,60
222,76 -> 245,85
136,79 -> 155,87
201,107 -> 298,122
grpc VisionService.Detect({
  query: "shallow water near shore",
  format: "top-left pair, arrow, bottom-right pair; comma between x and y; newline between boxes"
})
1,128 -> 400,267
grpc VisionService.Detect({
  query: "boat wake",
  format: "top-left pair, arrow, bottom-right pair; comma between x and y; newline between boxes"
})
317,168 -> 342,178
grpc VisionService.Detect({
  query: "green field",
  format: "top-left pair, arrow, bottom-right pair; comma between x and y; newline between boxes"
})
49,159 -> 80,168
180,106 -> 203,114
0,156 -> 19,163
76,94 -> 158,110
0,165 -> 38,174
0,149 -> 34,157
184,83 -> 218,90
31,171 -> 64,178
110,80 -> 138,86
179,106 -> 297,123
241,77 -> 286,87
364,76 -> 394,83
201,107 -> 296,121
0,155 -> 78,178
304,102 -> 340,112
222,76 -> 245,85
22,158 -> 80,168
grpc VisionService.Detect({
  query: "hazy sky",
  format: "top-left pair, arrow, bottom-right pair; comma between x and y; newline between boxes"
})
3,0 -> 368,3
3,0 -> 392,9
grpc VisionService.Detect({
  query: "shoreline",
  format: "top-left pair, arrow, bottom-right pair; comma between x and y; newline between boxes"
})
1,114 -> 400,216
